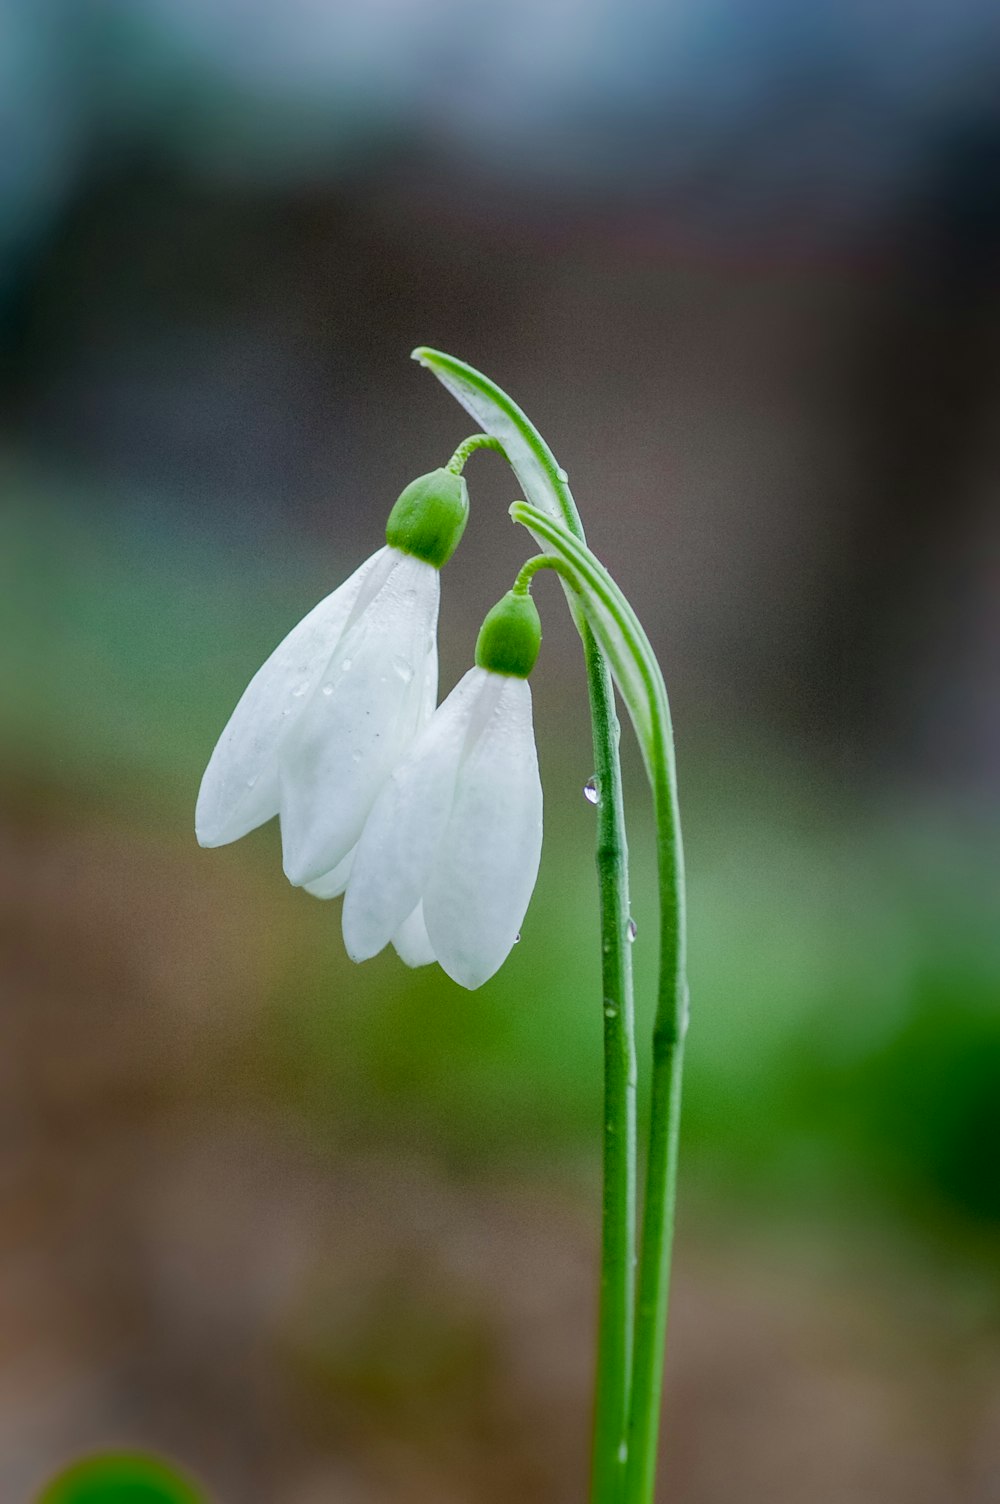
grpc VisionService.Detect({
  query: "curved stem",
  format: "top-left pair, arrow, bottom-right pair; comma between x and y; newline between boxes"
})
586,633 -> 637,1504
525,563 -> 635,1504
414,355 -> 638,1504
513,553 -> 580,596
508,501 -> 688,1504
625,727 -> 686,1504
445,433 -> 506,473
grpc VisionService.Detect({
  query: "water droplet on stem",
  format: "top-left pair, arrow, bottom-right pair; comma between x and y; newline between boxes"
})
583,777 -> 599,805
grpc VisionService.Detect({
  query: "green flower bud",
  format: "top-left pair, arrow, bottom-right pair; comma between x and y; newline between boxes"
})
475,590 -> 542,678
385,468 -> 469,568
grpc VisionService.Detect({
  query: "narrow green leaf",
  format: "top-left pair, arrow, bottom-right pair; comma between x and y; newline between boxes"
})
510,500 -> 663,765
411,347 -> 581,536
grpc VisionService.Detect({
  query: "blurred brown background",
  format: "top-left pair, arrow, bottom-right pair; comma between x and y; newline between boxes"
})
2,1 -> 1000,1500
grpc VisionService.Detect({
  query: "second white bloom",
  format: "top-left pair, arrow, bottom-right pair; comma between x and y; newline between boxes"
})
343,664 -> 543,990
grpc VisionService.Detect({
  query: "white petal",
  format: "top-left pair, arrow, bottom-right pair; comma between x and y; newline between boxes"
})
391,903 -> 437,968
279,551 -> 440,886
341,667 -> 483,961
195,547 -> 387,848
303,847 -> 355,899
424,675 -> 543,990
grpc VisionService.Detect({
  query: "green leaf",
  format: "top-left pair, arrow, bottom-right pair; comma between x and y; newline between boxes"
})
411,347 -> 582,537
511,500 -> 663,765
36,1452 -> 210,1504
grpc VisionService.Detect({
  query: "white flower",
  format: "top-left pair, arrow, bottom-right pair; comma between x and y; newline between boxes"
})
195,544 -> 439,885
342,664 -> 543,990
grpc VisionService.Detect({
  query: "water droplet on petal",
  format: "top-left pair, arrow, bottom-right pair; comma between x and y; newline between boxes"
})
583,777 -> 599,805
627,918 -> 638,942
342,657 -> 353,672
393,656 -> 414,683
281,707 -> 291,717
321,683 -> 334,696
556,465 -> 569,483
291,681 -> 309,697
514,932 -> 521,944
351,750 -> 363,764
246,775 -> 258,789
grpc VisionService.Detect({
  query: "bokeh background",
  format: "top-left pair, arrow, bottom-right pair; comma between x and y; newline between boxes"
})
3,2 -> 1000,1500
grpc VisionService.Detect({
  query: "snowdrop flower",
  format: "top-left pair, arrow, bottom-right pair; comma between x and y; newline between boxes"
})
195,468 -> 469,889
342,589 -> 544,989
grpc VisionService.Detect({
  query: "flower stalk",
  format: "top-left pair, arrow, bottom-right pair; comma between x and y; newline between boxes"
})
197,349 -> 686,1502
412,349 -> 640,1504
511,500 -> 688,1504
445,432 -> 507,473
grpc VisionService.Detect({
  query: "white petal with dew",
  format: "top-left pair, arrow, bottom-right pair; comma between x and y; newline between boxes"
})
195,548 -> 387,848
424,674 -> 542,990
303,847 -> 355,900
392,903 -> 437,968
279,551 -> 439,886
341,668 -> 483,961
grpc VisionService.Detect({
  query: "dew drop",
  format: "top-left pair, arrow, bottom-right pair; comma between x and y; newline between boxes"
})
351,750 -> 363,764
321,683 -> 334,696
583,777 -> 599,805
281,707 -> 291,717
291,680 -> 309,697
556,465 -> 569,483
341,657 -> 353,672
393,656 -> 414,684
627,918 -> 638,942
618,1442 -> 628,1465
246,775 -> 258,789
514,932 -> 521,944
604,1004 -> 617,1019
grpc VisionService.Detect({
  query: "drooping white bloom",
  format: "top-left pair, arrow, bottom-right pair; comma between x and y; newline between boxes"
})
342,664 -> 543,990
195,544 -> 439,886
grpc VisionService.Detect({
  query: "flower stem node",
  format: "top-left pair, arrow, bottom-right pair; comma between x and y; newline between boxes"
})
385,468 -> 469,568
475,590 -> 542,678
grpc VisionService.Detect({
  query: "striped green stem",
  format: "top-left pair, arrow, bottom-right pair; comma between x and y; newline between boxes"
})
413,350 -> 640,1504
510,501 -> 688,1504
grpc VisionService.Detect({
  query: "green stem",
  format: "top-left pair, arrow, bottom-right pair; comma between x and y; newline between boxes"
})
586,633 -> 637,1504
513,577 -> 636,1504
507,501 -> 688,1504
411,359 -> 639,1504
513,524 -> 636,1504
513,553 -> 580,596
445,433 -> 506,473
625,756 -> 686,1504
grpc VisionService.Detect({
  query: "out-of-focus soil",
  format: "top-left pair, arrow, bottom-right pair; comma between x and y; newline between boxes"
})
2,806 -> 997,1503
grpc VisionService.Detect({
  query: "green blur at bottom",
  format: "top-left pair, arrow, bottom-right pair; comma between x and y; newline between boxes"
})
36,1452 -> 208,1504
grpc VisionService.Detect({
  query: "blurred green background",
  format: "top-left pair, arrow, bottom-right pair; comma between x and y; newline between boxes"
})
3,2 -> 999,1501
